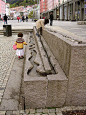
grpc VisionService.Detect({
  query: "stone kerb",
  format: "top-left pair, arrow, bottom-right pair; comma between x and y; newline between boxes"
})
42,28 -> 86,106
77,21 -> 86,25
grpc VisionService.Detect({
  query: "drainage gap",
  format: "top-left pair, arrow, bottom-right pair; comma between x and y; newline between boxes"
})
40,37 -> 56,74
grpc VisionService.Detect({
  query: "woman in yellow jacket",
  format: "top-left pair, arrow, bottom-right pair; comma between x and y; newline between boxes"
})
15,32 -> 27,59
36,18 -> 49,36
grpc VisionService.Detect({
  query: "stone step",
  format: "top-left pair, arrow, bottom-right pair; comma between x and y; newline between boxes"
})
0,29 -> 33,35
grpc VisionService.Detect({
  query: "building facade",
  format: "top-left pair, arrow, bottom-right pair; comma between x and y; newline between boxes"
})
0,0 -> 5,18
6,3 -> 10,17
40,0 -> 47,13
41,0 -> 86,21
47,0 -> 54,11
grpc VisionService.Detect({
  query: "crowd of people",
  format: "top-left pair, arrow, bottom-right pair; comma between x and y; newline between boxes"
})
17,15 -> 28,23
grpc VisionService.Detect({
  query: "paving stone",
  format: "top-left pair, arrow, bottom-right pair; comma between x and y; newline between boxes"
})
41,114 -> 48,115
56,113 -> 62,115
0,111 -> 6,115
78,106 -> 85,110
29,109 -> 35,114
25,109 -> 30,114
48,113 -> 56,115
42,109 -> 49,113
48,109 -> 55,113
61,107 -> 67,112
13,111 -> 19,114
66,106 -> 72,111
35,113 -> 42,115
6,111 -> 13,115
71,106 -> 79,110
36,109 -> 43,113
28,113 -> 35,115
56,108 -> 61,113
20,110 -> 25,114
83,106 -> 86,110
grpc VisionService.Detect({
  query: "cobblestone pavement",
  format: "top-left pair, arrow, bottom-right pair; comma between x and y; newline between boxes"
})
0,35 -> 17,103
0,106 -> 86,115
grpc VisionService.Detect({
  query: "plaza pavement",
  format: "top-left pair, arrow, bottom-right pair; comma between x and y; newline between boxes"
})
0,19 -> 86,114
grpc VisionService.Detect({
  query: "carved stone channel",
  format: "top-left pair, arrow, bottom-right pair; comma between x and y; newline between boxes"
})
24,29 -> 68,109
27,32 -> 55,77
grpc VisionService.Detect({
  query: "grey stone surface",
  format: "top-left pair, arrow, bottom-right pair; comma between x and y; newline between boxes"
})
0,34 -> 27,110
77,21 -> 86,25
0,57 -> 24,110
66,45 -> 86,106
46,74 -> 68,107
36,109 -> 43,113
42,29 -> 71,76
41,28 -> 86,106
24,76 -> 48,108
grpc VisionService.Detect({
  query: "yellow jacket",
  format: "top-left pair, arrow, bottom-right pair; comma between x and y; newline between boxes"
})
15,37 -> 27,49
36,19 -> 44,29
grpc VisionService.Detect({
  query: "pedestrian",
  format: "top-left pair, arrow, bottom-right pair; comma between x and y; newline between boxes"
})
36,18 -> 49,37
4,14 -> 8,25
20,16 -> 22,22
50,12 -> 53,26
17,16 -> 20,23
15,32 -> 27,59
22,16 -> 25,22
26,15 -> 28,22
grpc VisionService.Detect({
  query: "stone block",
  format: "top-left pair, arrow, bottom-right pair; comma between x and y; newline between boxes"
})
46,74 -> 68,107
29,109 -> 35,113
66,45 -> 86,106
42,109 -> 49,113
48,109 -> 55,113
24,76 -> 48,109
36,109 -> 43,113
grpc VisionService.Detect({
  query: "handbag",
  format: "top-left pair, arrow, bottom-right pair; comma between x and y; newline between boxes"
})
13,44 -> 17,50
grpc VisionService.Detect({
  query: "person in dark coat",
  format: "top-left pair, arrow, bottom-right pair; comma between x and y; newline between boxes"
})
26,15 -> 28,22
4,14 -> 8,24
22,16 -> 25,22
50,12 -> 53,26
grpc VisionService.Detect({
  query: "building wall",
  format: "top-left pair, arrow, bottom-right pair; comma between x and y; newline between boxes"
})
0,0 -> 5,18
54,0 -> 60,7
6,3 -> 10,16
40,0 -> 47,13
47,0 -> 54,11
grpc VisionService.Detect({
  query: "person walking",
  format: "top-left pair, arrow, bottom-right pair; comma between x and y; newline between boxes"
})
50,12 -> 53,26
17,16 -> 20,23
26,15 -> 28,22
22,16 -> 25,22
36,18 -> 49,37
15,32 -> 27,59
4,14 -> 8,25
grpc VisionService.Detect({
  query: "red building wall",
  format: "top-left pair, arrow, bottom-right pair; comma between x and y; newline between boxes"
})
40,0 -> 47,13
0,0 -> 5,18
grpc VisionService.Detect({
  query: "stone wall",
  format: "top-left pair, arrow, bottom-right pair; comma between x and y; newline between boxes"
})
42,28 -> 86,106
24,28 -> 86,109
42,29 -> 71,77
